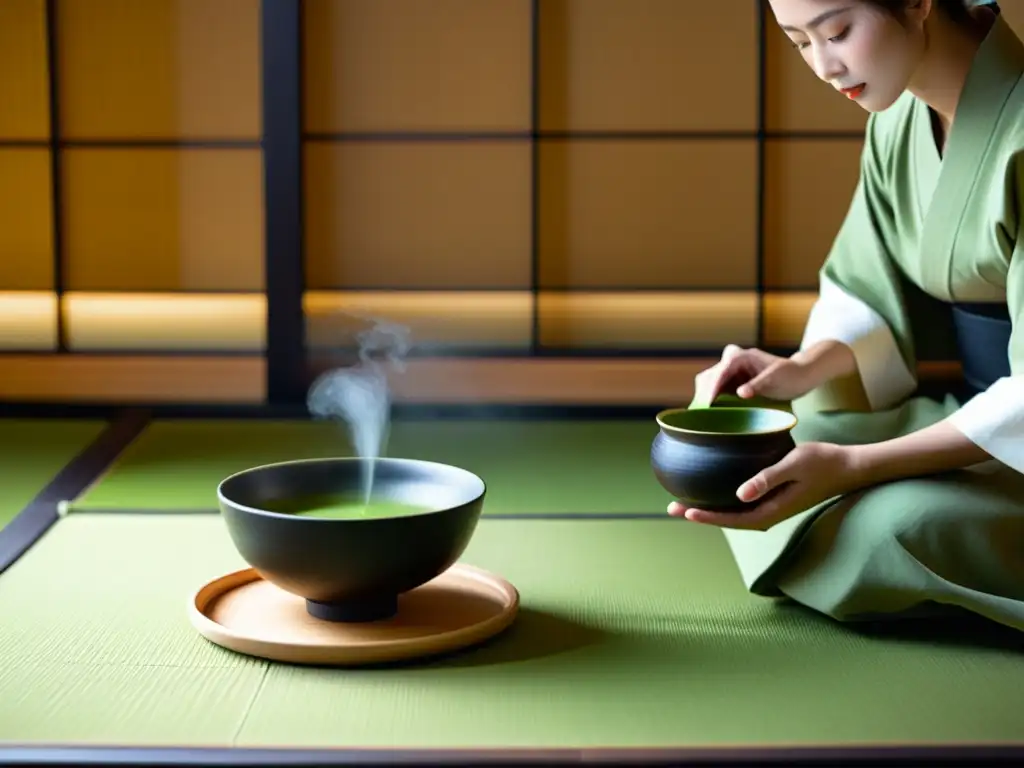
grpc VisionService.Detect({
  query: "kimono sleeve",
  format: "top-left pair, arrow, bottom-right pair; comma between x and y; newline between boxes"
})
797,113 -> 918,413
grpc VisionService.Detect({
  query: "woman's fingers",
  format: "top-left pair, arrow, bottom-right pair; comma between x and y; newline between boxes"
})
721,344 -> 743,362
693,346 -> 789,406
735,449 -> 799,502
694,348 -> 746,404
736,359 -> 784,398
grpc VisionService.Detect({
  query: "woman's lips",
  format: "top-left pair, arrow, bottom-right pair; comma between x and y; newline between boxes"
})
839,83 -> 866,99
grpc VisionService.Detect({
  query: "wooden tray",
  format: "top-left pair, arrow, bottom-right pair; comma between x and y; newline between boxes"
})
188,563 -> 520,666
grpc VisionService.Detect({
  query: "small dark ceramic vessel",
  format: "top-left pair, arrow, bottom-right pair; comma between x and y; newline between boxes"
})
651,406 -> 797,511
217,457 -> 486,623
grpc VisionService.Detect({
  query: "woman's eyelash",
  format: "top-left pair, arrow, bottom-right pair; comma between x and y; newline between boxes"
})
790,26 -> 850,50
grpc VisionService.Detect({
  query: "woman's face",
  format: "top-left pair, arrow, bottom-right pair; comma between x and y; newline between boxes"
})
768,0 -> 930,112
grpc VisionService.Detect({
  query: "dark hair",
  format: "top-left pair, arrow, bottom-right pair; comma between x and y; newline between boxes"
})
862,0 -> 975,23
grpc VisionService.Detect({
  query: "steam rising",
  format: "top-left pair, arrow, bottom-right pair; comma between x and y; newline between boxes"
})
307,314 -> 413,505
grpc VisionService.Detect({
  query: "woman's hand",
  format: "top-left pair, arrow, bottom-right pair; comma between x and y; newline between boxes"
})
667,442 -> 864,530
694,344 -> 817,406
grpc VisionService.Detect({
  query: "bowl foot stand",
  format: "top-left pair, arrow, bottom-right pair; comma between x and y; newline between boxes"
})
306,594 -> 398,623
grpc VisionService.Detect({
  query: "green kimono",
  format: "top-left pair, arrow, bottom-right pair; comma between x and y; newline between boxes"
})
723,11 -> 1024,632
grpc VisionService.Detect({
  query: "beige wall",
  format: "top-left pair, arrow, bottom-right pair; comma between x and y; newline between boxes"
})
0,0 -> 1022,400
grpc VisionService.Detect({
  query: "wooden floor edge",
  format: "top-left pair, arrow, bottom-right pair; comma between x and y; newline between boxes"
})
0,354 -> 962,406
0,742 -> 1019,766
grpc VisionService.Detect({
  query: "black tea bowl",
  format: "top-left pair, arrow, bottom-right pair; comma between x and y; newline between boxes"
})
217,457 -> 486,623
651,406 -> 797,511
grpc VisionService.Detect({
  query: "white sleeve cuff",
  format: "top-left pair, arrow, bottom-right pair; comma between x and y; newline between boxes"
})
800,275 -> 917,411
947,376 -> 1024,475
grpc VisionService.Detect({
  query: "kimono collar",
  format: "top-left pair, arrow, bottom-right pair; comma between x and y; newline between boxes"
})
917,13 -> 1024,300
953,12 -> 1024,129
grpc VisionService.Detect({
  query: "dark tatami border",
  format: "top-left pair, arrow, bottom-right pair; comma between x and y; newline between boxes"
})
0,407 -> 152,576
0,743 -> 1022,767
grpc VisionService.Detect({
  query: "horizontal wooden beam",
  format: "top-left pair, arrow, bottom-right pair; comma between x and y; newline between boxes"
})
0,354 -> 960,406
0,354 -> 266,403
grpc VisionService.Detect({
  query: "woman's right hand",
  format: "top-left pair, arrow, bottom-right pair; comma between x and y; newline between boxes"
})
693,344 -> 816,406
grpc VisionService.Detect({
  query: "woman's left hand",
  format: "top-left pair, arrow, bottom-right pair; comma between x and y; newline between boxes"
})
667,442 -> 864,530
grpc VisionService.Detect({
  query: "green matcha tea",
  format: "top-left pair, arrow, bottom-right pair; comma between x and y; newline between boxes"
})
263,494 -> 432,520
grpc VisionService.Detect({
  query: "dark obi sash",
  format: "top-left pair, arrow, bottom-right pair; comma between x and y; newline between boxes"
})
951,302 -> 1013,397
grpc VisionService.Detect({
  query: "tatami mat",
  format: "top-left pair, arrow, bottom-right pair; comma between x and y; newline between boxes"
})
2,513 -> 1022,749
0,418 -> 108,529
70,418 -> 673,515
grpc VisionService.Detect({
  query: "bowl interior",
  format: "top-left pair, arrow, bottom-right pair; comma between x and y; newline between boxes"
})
657,406 -> 796,436
258,493 -> 434,520
218,457 -> 486,521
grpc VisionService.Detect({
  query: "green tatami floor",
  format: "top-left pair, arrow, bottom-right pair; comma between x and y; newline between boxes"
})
71,418 -> 674,515
0,418 -> 108,529
2,413 -> 1023,757
3,512 -> 1023,749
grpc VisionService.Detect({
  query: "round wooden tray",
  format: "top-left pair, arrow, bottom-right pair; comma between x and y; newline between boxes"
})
188,563 -> 520,666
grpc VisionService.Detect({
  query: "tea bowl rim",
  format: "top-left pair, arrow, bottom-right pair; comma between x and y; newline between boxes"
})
655,405 -> 798,437
216,456 -> 487,523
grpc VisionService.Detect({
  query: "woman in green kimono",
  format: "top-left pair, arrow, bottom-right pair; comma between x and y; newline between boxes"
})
671,0 -> 1024,632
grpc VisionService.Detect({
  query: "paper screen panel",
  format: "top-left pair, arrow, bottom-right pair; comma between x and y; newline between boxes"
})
62,293 -> 265,352
61,149 -> 264,293
0,0 -> 49,140
538,291 -> 758,350
537,140 -> 757,289
57,0 -> 260,139
303,142 -> 531,289
763,291 -> 817,349
538,0 -> 757,131
304,0 -> 531,133
304,291 -> 532,352
0,147 -> 55,350
0,149 -> 54,291
762,138 -> 862,289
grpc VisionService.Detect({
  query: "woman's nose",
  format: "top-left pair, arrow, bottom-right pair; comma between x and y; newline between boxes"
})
810,47 -> 844,82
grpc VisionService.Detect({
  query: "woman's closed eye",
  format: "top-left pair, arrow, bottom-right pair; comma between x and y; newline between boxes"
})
789,25 -> 851,50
